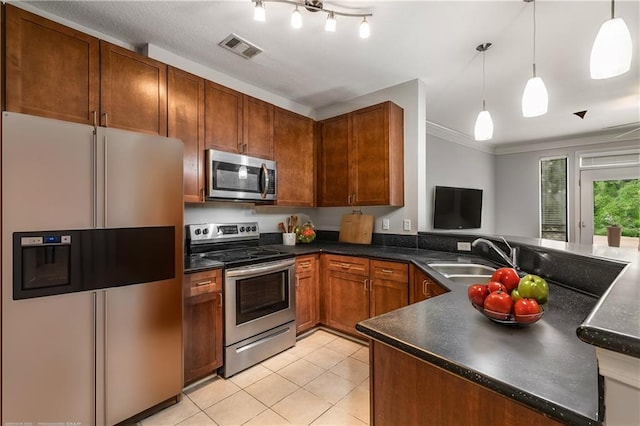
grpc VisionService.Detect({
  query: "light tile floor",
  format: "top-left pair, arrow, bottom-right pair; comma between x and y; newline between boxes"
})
140,330 -> 370,426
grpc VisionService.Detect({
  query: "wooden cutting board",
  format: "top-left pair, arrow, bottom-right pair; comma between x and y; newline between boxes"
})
339,213 -> 374,244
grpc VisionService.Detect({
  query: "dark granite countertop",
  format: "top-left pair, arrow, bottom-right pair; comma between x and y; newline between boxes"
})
184,236 -> 639,424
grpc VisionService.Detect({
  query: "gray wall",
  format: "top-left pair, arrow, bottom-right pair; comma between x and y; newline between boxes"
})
425,134 -> 495,234
494,137 -> 640,241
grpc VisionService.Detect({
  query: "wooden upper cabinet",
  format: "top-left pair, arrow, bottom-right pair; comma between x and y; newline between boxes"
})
318,114 -> 351,207
352,102 -> 404,206
204,81 -> 243,154
274,108 -> 315,207
168,67 -> 205,203
318,101 -> 404,207
4,4 -> 100,125
100,41 -> 167,135
243,96 -> 274,159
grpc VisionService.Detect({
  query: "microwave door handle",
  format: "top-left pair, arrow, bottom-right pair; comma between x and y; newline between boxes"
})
260,163 -> 269,199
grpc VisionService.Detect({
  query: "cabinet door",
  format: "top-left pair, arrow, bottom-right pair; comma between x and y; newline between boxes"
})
370,278 -> 409,318
274,108 -> 315,207
4,4 -> 100,125
370,260 -> 409,317
168,67 -> 205,203
410,266 -> 448,304
325,267 -> 369,336
352,102 -> 404,206
183,270 -> 224,385
204,81 -> 243,154
318,114 -> 351,206
243,95 -> 274,159
295,255 -> 319,334
100,41 -> 167,135
184,291 -> 223,385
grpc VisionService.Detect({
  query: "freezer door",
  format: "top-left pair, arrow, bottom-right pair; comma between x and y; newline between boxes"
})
2,112 -> 96,424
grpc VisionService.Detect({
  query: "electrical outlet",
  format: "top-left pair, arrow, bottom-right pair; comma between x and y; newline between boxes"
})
403,219 -> 411,231
382,218 -> 390,230
457,242 -> 472,251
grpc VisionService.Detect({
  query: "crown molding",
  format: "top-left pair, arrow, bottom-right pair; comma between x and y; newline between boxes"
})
494,132 -> 640,155
425,121 -> 495,154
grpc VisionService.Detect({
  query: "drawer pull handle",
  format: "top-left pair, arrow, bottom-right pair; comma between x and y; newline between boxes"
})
299,261 -> 311,268
195,280 -> 212,287
340,263 -> 351,269
381,269 -> 394,274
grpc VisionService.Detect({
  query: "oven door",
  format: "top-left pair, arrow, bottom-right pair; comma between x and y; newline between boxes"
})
206,149 -> 276,202
224,258 -> 295,345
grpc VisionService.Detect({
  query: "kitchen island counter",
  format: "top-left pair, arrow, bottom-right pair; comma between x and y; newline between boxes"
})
265,238 -> 640,425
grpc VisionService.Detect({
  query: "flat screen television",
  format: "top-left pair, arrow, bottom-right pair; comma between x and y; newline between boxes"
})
433,186 -> 483,229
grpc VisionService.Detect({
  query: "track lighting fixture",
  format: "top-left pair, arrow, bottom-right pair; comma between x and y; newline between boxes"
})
252,0 -> 372,38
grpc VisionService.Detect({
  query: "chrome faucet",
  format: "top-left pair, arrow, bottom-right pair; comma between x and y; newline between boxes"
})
471,237 -> 519,270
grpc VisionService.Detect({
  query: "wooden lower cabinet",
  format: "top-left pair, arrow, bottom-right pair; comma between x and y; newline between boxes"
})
370,341 -> 563,426
410,265 -> 448,304
183,269 -> 223,386
322,255 -> 408,336
295,255 -> 319,334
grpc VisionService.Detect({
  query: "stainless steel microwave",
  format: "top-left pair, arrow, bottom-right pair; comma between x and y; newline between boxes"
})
206,149 -> 277,202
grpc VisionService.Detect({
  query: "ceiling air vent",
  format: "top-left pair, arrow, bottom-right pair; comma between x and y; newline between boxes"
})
219,33 -> 263,59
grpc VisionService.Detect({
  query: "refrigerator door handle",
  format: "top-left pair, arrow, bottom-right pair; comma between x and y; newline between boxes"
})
103,136 -> 108,228
92,130 -> 98,228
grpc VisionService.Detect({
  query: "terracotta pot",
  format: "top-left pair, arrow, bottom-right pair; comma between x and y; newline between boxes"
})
606,226 -> 622,247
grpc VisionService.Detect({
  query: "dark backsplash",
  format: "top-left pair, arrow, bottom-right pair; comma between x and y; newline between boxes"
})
264,230 -> 625,297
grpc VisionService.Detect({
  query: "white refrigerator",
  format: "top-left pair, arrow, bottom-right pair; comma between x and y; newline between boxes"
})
1,112 -> 184,425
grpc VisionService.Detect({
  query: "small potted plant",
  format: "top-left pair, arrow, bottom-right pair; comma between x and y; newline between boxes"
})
604,214 -> 622,247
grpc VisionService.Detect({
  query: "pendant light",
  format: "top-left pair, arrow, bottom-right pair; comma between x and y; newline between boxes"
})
359,17 -> 370,39
474,43 -> 494,141
521,0 -> 548,118
590,0 -> 632,79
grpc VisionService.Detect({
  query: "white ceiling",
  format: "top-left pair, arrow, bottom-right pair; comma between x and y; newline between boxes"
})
22,0 -> 640,146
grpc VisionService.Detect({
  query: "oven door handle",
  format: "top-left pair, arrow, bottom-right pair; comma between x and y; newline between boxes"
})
226,259 -> 295,278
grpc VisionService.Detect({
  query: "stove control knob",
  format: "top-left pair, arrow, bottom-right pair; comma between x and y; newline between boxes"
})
202,228 -> 209,235
194,229 -> 201,235
240,226 -> 245,232
251,226 -> 257,232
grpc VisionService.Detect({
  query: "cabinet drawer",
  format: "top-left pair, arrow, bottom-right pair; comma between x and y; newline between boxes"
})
371,260 -> 408,283
186,269 -> 222,296
296,255 -> 317,273
324,254 -> 369,276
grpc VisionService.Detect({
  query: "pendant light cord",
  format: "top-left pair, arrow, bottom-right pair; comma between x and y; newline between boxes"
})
611,0 -> 615,19
532,0 -> 537,77
482,49 -> 486,110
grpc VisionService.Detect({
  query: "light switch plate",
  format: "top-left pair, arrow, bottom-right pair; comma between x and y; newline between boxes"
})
457,242 -> 472,251
403,219 -> 411,231
382,218 -> 390,230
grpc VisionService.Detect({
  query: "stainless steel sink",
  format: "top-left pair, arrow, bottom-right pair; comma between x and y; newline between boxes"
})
427,263 -> 496,277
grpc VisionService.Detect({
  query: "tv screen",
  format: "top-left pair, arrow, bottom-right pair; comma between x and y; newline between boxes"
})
433,186 -> 483,229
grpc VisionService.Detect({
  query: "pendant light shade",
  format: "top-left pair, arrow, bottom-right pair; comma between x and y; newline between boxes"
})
254,0 -> 266,22
474,43 -> 493,141
522,74 -> 548,117
291,6 -> 302,28
522,0 -> 548,117
590,16 -> 632,79
474,110 -> 494,141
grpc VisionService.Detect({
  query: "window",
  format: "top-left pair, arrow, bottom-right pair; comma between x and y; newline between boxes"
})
540,157 -> 568,241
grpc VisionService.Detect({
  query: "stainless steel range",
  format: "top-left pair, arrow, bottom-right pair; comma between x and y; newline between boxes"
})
186,222 -> 296,377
